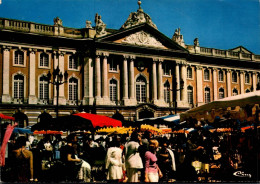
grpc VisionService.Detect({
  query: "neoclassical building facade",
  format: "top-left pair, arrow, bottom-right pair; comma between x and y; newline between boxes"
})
0,2 -> 260,127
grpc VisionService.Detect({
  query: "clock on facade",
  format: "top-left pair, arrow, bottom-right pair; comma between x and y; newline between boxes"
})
137,61 -> 145,71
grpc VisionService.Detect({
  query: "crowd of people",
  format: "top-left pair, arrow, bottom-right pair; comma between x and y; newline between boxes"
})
1,126 -> 259,183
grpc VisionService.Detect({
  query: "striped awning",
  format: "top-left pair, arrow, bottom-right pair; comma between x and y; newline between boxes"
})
136,114 -> 180,126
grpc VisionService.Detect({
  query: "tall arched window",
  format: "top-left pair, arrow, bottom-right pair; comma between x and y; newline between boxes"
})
204,69 -> 210,81
14,74 -> 24,99
109,79 -> 117,102
205,87 -> 210,103
218,71 -> 224,82
136,76 -> 147,103
187,86 -> 193,104
219,88 -> 225,99
39,76 -> 49,100
232,72 -> 237,83
69,78 -> 78,101
14,50 -> 24,65
40,53 -> 49,67
233,88 -> 238,96
187,67 -> 192,79
245,73 -> 250,84
164,81 -> 170,103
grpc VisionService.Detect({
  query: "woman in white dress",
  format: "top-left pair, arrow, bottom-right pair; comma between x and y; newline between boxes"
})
105,140 -> 124,182
124,131 -> 143,182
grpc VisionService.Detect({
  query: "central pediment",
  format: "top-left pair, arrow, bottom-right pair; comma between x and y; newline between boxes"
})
115,31 -> 166,49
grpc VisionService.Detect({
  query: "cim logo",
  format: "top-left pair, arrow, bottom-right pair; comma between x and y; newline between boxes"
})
233,171 -> 252,178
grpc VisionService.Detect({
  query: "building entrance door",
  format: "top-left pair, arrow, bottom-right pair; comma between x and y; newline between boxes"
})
138,110 -> 154,119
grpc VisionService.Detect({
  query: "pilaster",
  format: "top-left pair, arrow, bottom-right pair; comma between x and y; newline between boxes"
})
128,55 -> 137,106
240,71 -> 245,94
1,46 -> 11,103
226,69 -> 232,97
252,72 -> 257,92
213,68 -> 218,101
28,48 -> 38,104
196,65 -> 204,106
83,57 -> 94,105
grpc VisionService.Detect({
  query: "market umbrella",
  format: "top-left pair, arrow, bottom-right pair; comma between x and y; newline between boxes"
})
13,127 -> 32,134
0,113 -> 15,121
52,112 -> 122,131
181,91 -> 260,121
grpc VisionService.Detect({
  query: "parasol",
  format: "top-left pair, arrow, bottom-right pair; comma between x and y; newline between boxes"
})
0,113 -> 15,121
52,112 -> 122,131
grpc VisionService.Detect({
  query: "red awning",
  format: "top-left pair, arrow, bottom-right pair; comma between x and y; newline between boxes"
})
0,113 -> 15,121
73,112 -> 122,128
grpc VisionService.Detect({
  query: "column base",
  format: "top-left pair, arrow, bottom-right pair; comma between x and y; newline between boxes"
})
95,97 -> 111,105
53,96 -> 66,105
154,99 -> 168,107
1,94 -> 11,103
83,96 -> 94,105
28,95 -> 37,104
123,98 -> 137,106
177,101 -> 190,108
197,102 -> 205,107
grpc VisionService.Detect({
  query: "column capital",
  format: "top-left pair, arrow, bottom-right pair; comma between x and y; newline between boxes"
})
240,70 -> 245,74
226,69 -> 231,73
152,57 -> 159,62
2,45 -> 12,51
252,71 -> 257,75
129,55 -> 136,60
123,54 -> 129,59
180,60 -> 187,65
28,48 -> 37,54
96,51 -> 102,56
195,65 -> 203,70
102,52 -> 109,57
213,68 -> 218,71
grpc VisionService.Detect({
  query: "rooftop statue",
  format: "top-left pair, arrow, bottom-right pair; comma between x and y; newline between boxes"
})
53,17 -> 63,26
194,38 -> 199,47
172,28 -> 185,47
86,20 -> 92,29
95,13 -> 107,36
121,0 -> 157,30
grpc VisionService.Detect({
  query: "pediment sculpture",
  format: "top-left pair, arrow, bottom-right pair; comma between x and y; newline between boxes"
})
122,31 -> 164,48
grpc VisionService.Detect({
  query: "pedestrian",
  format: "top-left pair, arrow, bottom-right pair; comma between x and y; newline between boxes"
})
105,139 -> 124,182
124,131 -> 143,182
144,139 -> 163,182
10,136 -> 34,182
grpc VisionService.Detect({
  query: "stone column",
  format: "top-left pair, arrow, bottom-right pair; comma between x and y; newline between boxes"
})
129,56 -> 135,100
83,57 -> 94,105
175,62 -> 180,102
1,46 -> 11,103
152,59 -> 157,102
196,66 -> 203,106
122,55 -> 129,104
180,63 -> 188,104
226,70 -> 232,97
28,49 -> 37,104
252,72 -> 257,92
95,54 -> 101,99
213,68 -> 218,101
158,59 -> 163,101
102,53 -> 109,102
240,71 -> 245,94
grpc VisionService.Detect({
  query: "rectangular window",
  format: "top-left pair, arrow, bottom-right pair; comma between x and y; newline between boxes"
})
69,56 -> 78,70
109,59 -> 117,72
204,69 -> 210,81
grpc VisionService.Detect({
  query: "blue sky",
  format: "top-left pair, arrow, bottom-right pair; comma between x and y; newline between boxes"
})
0,0 -> 259,54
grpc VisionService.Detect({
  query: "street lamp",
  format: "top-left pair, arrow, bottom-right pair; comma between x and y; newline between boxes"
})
47,66 -> 68,118
168,78 -> 184,114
